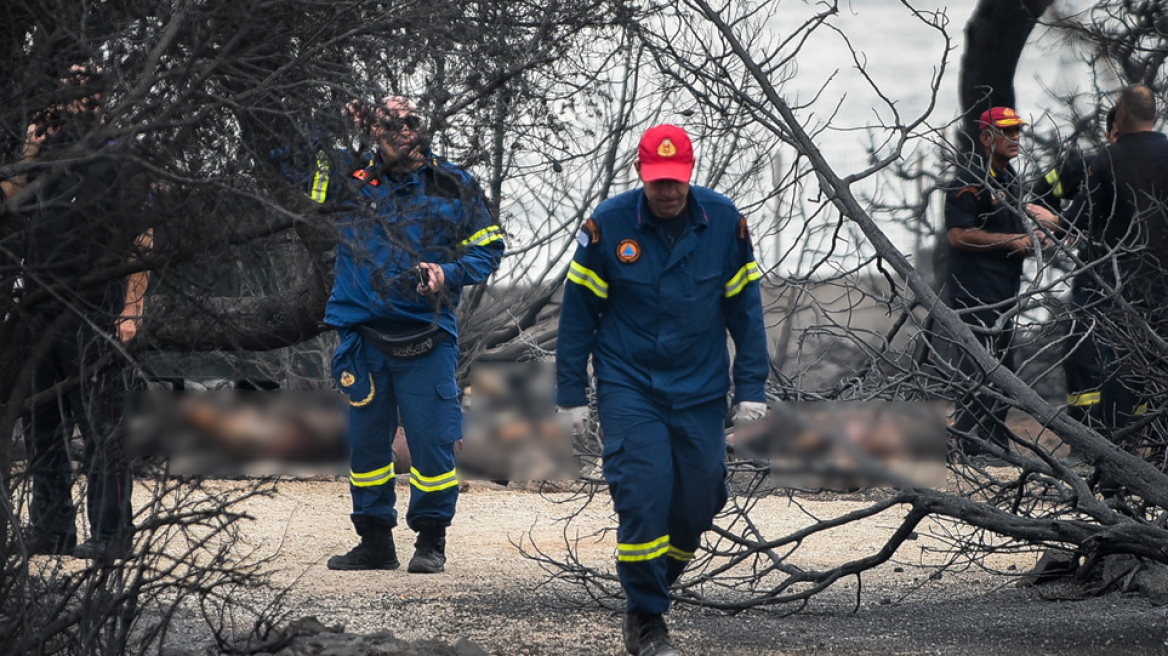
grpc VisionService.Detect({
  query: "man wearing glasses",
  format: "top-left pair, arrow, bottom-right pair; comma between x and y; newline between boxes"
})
944,107 -> 1058,463
292,96 -> 504,572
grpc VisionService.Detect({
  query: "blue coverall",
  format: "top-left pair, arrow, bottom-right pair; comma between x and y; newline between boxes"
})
290,148 -> 504,532
556,185 -> 769,614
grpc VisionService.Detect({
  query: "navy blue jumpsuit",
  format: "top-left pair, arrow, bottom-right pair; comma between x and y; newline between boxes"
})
556,185 -> 769,614
290,148 -> 504,532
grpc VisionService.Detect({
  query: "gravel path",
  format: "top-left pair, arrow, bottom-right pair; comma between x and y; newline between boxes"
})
167,478 -> 1168,655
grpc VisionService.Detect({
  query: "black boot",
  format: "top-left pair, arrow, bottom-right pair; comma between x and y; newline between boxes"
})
74,531 -> 133,561
407,520 -> 446,573
636,613 -> 680,656
327,519 -> 398,571
27,531 -> 77,556
622,613 -> 642,655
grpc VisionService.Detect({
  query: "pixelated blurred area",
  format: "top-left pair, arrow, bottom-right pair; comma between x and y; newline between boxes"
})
128,380 -> 347,476
459,362 -> 578,481
730,401 -> 946,491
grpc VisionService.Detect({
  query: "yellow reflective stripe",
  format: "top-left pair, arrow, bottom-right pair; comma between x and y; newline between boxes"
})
568,261 -> 609,299
617,535 -> 670,562
350,374 -> 375,407
724,261 -> 762,298
460,225 -> 504,247
666,545 -> 695,562
1067,391 -> 1101,407
310,151 -> 330,203
350,462 -> 395,488
1044,169 -> 1064,198
410,467 -> 459,492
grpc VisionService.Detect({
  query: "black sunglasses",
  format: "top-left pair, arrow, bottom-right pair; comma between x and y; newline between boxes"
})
380,115 -> 422,131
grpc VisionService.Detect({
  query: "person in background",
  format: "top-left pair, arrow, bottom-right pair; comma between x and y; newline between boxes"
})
944,106 -> 1059,463
1067,85 -> 1168,476
12,64 -> 150,560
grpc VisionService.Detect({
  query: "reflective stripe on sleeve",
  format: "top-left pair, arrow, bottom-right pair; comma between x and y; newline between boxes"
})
617,535 -> 670,562
568,261 -> 609,299
724,261 -> 762,298
1067,391 -> 1101,407
410,466 -> 459,493
310,151 -> 330,203
1044,169 -> 1064,199
460,225 -> 504,247
350,462 -> 394,488
666,545 -> 695,562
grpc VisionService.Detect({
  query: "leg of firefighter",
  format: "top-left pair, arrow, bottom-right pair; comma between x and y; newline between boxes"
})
74,363 -> 134,560
28,340 -> 79,555
665,398 -> 729,588
599,387 -> 678,655
395,338 -> 460,573
952,307 -> 1014,457
1063,308 -> 1103,464
329,356 -> 400,570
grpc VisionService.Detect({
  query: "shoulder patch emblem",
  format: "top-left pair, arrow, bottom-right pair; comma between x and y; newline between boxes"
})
617,239 -> 641,264
352,168 -> 380,186
340,371 -> 356,387
954,185 -> 980,199
738,215 -> 749,240
577,217 -> 601,248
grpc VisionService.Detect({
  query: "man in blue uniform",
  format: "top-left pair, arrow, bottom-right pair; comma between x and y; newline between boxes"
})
944,106 -> 1058,462
294,97 -> 504,572
556,125 -> 769,656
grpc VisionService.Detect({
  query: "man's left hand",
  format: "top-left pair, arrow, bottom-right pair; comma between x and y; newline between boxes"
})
416,262 -> 445,295
733,401 -> 769,422
1026,203 -> 1060,232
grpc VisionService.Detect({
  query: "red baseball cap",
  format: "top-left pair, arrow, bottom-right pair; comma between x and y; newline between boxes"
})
638,124 -> 694,182
979,107 -> 1027,130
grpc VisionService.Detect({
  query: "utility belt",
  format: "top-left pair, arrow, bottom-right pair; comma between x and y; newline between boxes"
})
355,321 -> 446,360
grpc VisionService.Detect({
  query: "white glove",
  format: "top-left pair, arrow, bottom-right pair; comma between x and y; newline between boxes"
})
733,401 -> 769,423
558,405 -> 592,436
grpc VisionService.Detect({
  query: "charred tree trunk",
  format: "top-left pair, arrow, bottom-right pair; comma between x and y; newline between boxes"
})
958,0 -> 1054,151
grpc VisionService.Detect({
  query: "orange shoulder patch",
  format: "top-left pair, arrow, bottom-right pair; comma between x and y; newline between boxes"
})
954,185 -> 980,199
584,218 -> 600,244
577,217 -> 601,248
738,215 -> 750,240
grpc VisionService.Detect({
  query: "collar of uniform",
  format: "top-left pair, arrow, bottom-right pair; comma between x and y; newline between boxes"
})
366,149 -> 438,184
635,189 -> 709,230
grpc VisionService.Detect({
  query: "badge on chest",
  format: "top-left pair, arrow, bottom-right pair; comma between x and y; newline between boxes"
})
617,239 -> 641,264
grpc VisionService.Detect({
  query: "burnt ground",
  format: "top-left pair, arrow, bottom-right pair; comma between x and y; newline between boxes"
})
143,478 -> 1168,656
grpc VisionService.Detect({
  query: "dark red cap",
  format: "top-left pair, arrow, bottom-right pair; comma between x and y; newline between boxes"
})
979,107 -> 1026,130
638,124 -> 694,182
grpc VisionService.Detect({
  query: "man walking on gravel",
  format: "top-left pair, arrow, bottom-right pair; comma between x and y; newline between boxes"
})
556,124 -> 770,656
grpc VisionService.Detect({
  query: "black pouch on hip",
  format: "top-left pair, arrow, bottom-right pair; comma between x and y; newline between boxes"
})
356,322 -> 446,360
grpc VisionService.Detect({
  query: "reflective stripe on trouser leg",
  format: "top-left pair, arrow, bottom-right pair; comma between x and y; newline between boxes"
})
389,337 -> 462,530
347,361 -> 400,528
599,387 -> 674,615
665,397 -> 729,586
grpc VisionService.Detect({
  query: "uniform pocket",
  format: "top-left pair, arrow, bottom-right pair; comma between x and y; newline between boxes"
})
436,380 -> 459,400
435,380 -> 462,444
333,331 -> 376,407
